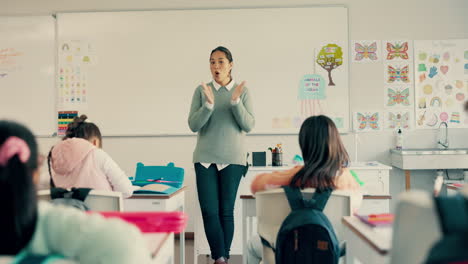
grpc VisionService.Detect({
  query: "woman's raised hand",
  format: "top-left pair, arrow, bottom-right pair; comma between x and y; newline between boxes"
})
201,82 -> 214,104
231,81 -> 246,101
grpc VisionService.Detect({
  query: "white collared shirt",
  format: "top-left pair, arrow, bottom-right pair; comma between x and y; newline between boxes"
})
204,79 -> 240,109
201,79 -> 240,171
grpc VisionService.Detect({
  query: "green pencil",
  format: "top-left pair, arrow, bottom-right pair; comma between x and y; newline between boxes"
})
350,170 -> 364,186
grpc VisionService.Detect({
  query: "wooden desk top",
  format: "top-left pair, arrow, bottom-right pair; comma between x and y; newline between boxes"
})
129,186 -> 186,199
342,216 -> 392,255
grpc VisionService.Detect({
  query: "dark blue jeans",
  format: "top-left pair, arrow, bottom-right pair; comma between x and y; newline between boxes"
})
195,163 -> 244,260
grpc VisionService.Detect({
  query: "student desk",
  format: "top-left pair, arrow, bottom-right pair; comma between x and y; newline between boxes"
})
342,216 -> 392,264
125,187 -> 186,264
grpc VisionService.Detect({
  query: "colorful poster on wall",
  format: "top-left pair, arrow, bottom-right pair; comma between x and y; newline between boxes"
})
316,43 -> 343,86
58,40 -> 95,110
384,110 -> 413,130
384,40 -> 412,62
298,74 -> 326,116
353,111 -> 382,132
414,39 -> 468,129
352,40 -> 381,63
384,86 -> 412,107
57,111 -> 78,136
384,62 -> 412,85
383,46 -> 414,116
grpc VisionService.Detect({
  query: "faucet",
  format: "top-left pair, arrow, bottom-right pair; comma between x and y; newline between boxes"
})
437,122 -> 449,149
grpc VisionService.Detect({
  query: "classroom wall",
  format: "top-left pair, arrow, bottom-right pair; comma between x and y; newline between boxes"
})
3,0 -> 468,232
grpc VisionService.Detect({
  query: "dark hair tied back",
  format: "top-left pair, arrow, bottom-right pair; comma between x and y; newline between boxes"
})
210,46 -> 233,63
63,115 -> 102,147
65,115 -> 88,139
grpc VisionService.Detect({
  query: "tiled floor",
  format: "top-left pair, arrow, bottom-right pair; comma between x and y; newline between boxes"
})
174,239 -> 243,264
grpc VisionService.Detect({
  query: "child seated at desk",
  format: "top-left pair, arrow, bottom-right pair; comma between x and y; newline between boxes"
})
0,120 -> 151,263
48,115 -> 134,198
248,115 -> 362,264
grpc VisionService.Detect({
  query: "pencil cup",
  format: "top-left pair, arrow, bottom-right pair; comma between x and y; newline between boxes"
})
272,153 -> 282,166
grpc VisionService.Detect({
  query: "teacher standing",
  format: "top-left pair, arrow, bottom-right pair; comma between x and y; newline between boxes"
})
188,46 -> 255,264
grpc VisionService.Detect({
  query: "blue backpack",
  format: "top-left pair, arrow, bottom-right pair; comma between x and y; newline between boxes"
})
260,186 -> 341,264
425,194 -> 468,264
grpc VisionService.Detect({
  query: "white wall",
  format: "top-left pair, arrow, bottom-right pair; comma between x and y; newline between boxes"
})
3,0 -> 468,232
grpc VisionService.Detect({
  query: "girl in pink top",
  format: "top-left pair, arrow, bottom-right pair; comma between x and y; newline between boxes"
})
48,115 -> 133,198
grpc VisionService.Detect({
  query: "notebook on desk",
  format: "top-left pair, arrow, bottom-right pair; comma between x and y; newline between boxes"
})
355,213 -> 394,227
132,183 -> 180,195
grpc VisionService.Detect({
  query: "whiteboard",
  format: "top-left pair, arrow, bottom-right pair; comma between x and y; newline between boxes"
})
57,7 -> 349,135
0,16 -> 56,136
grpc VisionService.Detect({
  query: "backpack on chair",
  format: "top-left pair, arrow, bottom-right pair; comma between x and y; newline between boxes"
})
50,187 -> 92,211
260,185 -> 341,264
425,194 -> 468,264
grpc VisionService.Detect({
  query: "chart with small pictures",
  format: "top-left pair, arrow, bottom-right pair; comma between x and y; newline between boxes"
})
414,39 -> 468,129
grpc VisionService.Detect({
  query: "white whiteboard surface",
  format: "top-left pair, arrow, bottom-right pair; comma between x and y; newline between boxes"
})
0,16 -> 56,136
57,7 -> 349,136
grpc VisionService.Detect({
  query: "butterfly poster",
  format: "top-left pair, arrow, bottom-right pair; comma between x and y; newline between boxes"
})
352,40 -> 381,63
385,86 -> 412,107
384,40 -> 412,61
384,62 -> 412,84
353,111 -> 382,132
384,111 -> 413,130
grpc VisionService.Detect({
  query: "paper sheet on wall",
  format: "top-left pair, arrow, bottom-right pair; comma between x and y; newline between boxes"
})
58,40 -> 95,110
353,111 -> 383,132
271,42 -> 348,131
383,40 -> 413,62
352,40 -> 381,63
384,110 -> 413,130
414,39 -> 468,129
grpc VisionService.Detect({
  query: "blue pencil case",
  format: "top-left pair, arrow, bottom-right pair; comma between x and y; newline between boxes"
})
133,162 -> 184,189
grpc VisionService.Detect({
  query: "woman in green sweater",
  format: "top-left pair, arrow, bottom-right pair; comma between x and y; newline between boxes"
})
188,46 -> 255,264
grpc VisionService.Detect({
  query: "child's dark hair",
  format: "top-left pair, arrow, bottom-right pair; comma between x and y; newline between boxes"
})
64,114 -> 102,147
0,120 -> 38,254
290,115 -> 350,190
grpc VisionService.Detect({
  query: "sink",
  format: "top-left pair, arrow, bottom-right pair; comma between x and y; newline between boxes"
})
390,148 -> 468,170
392,148 -> 468,155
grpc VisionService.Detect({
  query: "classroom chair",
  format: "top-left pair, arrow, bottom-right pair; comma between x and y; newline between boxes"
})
255,188 -> 356,264
37,189 -> 124,212
389,187 -> 468,264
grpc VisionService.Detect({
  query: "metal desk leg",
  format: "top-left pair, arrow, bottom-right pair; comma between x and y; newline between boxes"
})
180,204 -> 185,264
242,199 -> 248,264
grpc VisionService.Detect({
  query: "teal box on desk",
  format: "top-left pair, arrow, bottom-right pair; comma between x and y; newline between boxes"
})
133,162 -> 184,189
